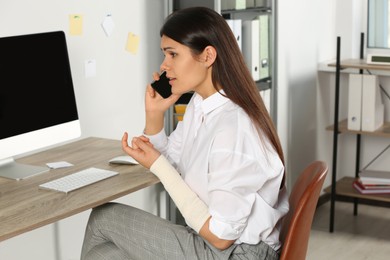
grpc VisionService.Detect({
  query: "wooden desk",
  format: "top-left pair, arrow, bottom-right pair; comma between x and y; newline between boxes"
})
0,137 -> 160,242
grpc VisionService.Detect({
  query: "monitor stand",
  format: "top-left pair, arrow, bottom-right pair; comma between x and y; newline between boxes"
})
0,158 -> 49,180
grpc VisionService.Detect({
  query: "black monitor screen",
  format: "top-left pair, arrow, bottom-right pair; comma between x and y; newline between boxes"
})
0,31 -> 78,139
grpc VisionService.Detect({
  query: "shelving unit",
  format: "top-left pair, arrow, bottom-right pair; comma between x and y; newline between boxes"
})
221,5 -> 275,118
326,36 -> 390,232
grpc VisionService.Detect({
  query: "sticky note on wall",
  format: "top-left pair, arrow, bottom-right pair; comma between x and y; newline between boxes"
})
125,32 -> 140,54
69,14 -> 83,36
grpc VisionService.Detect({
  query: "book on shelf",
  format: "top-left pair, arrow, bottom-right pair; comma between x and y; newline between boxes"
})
258,13 -> 270,80
242,18 -> 260,81
242,14 -> 270,81
226,19 -> 242,51
359,170 -> 390,185
347,74 -> 363,131
356,178 -> 390,189
353,179 -> 390,194
361,74 -> 384,131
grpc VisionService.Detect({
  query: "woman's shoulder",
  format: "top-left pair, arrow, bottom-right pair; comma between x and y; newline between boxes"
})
217,101 -> 252,127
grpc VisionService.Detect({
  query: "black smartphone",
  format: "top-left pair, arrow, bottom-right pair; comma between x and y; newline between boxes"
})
151,71 -> 172,98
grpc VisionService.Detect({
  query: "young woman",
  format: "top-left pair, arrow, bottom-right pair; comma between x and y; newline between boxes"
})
81,6 -> 288,260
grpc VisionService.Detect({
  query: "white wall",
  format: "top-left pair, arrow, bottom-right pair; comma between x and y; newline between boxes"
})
0,1 -> 167,259
277,0 -> 390,192
277,0 -> 338,188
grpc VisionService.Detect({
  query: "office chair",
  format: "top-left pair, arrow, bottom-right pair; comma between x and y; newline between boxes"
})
279,161 -> 328,260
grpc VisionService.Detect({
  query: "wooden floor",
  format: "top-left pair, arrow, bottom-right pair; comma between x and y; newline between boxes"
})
307,201 -> 390,260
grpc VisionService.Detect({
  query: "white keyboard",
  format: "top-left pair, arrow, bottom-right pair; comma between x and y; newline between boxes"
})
39,167 -> 118,193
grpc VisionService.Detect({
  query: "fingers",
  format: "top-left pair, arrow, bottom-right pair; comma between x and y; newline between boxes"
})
147,72 -> 162,98
121,132 -> 129,149
138,136 -> 154,148
132,137 -> 161,164
122,133 -> 151,152
131,137 -> 152,152
167,93 -> 181,103
138,135 -> 150,142
152,71 -> 160,81
122,132 -> 135,153
146,84 -> 156,98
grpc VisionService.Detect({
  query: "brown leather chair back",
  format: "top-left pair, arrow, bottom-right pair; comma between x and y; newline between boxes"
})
279,161 -> 328,260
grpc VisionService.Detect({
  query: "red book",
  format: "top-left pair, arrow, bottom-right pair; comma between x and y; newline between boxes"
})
353,180 -> 390,194
356,179 -> 390,190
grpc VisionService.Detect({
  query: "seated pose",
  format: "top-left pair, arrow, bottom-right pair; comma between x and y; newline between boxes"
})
81,6 -> 288,260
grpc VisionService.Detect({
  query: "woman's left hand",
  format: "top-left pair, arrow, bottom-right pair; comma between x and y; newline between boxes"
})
121,132 -> 161,169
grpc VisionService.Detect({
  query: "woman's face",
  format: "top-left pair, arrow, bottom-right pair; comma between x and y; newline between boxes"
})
160,35 -> 216,99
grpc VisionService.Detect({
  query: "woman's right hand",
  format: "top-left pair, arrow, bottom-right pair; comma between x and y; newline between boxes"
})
145,72 -> 180,114
144,72 -> 181,135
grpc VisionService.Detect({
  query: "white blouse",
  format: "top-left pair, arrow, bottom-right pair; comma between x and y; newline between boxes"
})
147,91 -> 289,250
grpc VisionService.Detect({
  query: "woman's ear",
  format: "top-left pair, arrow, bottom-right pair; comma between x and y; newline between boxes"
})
203,46 -> 217,67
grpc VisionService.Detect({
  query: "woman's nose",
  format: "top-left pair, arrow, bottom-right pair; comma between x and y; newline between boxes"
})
160,58 -> 170,72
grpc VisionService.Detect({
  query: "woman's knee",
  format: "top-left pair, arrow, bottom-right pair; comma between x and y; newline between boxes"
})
87,203 -> 122,226
88,202 -> 141,225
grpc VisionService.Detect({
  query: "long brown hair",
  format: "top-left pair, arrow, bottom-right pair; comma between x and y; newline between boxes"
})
160,7 -> 285,172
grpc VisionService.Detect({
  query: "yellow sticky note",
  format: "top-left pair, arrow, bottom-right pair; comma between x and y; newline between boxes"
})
69,14 -> 83,36
125,32 -> 140,54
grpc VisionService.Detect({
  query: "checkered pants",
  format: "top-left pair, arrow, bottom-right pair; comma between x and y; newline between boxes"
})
81,202 -> 279,260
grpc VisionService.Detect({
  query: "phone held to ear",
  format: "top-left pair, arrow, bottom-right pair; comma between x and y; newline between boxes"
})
151,71 -> 172,98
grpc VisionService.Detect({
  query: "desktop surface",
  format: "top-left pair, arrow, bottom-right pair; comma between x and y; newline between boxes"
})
0,137 -> 160,242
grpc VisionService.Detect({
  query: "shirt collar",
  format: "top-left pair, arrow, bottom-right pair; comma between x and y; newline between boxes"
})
193,90 -> 230,115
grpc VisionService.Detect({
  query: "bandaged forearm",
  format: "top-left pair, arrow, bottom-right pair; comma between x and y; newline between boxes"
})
150,155 -> 210,232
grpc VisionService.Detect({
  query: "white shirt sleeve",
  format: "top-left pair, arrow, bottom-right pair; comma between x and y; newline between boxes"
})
145,121 -> 183,167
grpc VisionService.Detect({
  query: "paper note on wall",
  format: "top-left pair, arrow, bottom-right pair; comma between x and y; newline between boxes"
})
102,15 -> 115,37
125,32 -> 140,54
85,59 -> 96,78
69,14 -> 83,36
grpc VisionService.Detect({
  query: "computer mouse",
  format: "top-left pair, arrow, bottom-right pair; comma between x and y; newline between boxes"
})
109,155 -> 139,165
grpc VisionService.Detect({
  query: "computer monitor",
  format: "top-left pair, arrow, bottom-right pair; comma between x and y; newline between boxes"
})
0,31 -> 81,180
